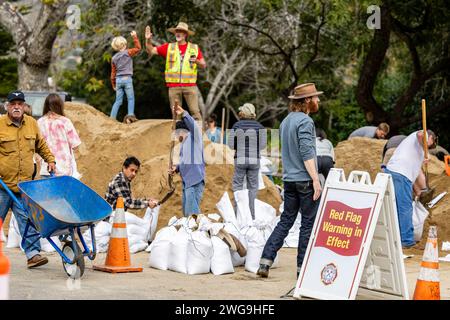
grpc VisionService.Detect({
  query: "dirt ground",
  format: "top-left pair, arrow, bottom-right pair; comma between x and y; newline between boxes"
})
4,247 -> 449,300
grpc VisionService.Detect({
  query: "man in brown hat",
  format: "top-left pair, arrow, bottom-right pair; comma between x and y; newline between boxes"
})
257,83 -> 323,278
145,22 -> 206,121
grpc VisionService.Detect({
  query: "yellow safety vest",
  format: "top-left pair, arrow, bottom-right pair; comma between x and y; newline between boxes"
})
165,42 -> 199,84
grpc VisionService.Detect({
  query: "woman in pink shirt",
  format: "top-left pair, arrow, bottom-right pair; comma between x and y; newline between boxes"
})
37,94 -> 81,178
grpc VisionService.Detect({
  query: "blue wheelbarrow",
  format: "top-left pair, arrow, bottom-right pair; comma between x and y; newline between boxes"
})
0,176 -> 112,278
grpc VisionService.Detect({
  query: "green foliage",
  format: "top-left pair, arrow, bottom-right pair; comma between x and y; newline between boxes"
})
0,58 -> 18,96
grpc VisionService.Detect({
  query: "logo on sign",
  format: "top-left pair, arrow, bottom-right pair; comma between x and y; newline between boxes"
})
321,263 -> 338,285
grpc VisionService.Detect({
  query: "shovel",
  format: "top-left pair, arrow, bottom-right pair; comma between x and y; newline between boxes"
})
419,99 -> 434,204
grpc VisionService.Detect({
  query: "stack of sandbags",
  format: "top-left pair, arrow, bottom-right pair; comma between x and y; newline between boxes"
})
6,215 -> 61,252
83,206 -> 161,254
148,215 -> 235,276
216,190 -> 280,273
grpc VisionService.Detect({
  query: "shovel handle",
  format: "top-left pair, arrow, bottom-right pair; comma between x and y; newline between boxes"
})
422,99 -> 429,179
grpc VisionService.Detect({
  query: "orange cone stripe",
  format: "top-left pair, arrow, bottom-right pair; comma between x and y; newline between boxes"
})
413,280 -> 440,300
421,261 -> 439,269
113,223 -> 127,228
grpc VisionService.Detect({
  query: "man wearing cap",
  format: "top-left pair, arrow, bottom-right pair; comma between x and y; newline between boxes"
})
169,104 -> 206,216
257,83 -> 323,278
145,22 -> 206,121
227,103 -> 267,219
0,90 -> 56,268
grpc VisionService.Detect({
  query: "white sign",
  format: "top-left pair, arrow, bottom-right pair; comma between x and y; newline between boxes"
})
294,169 -> 408,300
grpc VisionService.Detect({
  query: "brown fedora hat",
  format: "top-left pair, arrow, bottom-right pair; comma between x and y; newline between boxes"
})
288,83 -> 323,100
167,22 -> 195,36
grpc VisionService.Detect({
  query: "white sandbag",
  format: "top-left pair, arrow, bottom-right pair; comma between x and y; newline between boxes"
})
82,221 -> 111,253
168,216 -> 179,226
40,237 -> 62,252
186,230 -> 213,275
216,192 -> 238,226
254,199 -> 277,224
94,221 -> 112,237
231,251 -> 246,267
244,222 -> 279,273
6,215 -> 21,248
144,206 -> 160,242
0,228 -> 6,243
224,223 -> 248,267
235,190 -> 253,228
127,224 -> 147,238
281,214 -> 302,248
208,213 -> 222,222
413,200 -> 429,242
211,236 -> 234,275
168,227 -> 190,274
129,241 -> 148,254
148,226 -> 178,270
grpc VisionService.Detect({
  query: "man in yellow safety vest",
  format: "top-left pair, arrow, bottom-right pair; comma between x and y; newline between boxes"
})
145,22 -> 206,121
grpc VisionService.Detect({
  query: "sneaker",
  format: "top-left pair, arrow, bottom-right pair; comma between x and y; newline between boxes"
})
27,254 -> 48,268
257,264 -> 270,278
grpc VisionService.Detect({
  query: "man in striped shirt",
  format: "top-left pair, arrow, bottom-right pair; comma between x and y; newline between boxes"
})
105,156 -> 158,211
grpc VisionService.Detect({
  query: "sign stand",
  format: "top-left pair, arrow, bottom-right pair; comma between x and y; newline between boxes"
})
294,168 -> 409,300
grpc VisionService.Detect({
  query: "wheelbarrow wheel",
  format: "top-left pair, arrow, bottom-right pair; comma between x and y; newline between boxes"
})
62,241 -> 85,279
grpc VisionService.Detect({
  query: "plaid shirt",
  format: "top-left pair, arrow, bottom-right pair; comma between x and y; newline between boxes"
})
105,172 -> 149,210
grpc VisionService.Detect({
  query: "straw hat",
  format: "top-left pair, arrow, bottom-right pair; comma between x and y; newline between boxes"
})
167,22 -> 195,36
288,83 -> 323,99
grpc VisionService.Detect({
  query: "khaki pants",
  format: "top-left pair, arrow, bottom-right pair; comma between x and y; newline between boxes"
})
168,86 -> 203,121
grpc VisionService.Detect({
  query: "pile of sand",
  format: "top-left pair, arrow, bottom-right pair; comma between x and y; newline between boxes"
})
65,102 -> 282,230
335,137 -> 450,250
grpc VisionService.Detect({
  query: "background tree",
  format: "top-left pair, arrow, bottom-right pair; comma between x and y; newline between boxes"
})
0,0 -> 70,90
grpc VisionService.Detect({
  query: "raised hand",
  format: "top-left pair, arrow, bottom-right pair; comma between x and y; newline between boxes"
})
130,30 -> 137,37
145,26 -> 152,40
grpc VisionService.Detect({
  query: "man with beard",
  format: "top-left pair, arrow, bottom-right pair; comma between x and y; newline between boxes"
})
0,90 -> 56,268
145,22 -> 206,122
257,83 -> 323,278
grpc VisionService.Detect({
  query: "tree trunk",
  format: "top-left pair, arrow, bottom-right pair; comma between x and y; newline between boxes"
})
18,62 -> 49,91
0,1 -> 70,91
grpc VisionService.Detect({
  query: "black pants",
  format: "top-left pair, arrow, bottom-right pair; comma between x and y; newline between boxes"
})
260,181 -> 320,271
317,156 -> 334,179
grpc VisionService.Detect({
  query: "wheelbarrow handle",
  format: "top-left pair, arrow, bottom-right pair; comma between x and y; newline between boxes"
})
0,177 -> 25,210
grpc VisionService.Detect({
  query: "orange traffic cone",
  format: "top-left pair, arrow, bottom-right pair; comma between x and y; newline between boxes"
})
0,219 -> 11,300
93,197 -> 143,273
413,225 -> 440,300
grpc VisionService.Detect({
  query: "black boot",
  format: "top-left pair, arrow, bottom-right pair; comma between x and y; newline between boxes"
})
257,264 -> 270,278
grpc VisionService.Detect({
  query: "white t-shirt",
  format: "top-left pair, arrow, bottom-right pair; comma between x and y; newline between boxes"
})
386,131 -> 424,182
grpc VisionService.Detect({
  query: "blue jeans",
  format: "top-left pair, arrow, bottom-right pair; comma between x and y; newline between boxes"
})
182,181 -> 205,217
110,76 -> 135,119
383,168 -> 415,247
0,188 -> 41,259
260,181 -> 320,272
232,161 -> 260,220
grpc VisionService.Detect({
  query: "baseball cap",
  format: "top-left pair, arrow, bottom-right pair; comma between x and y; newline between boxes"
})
7,90 -> 26,102
238,103 -> 256,118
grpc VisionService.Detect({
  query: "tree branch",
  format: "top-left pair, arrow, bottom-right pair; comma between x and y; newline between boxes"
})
0,1 -> 30,48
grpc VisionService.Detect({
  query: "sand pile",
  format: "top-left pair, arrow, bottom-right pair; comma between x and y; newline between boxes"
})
335,137 -> 450,249
64,102 -> 282,230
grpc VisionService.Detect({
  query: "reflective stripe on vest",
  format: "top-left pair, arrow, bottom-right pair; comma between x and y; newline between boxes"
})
165,42 -> 198,84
